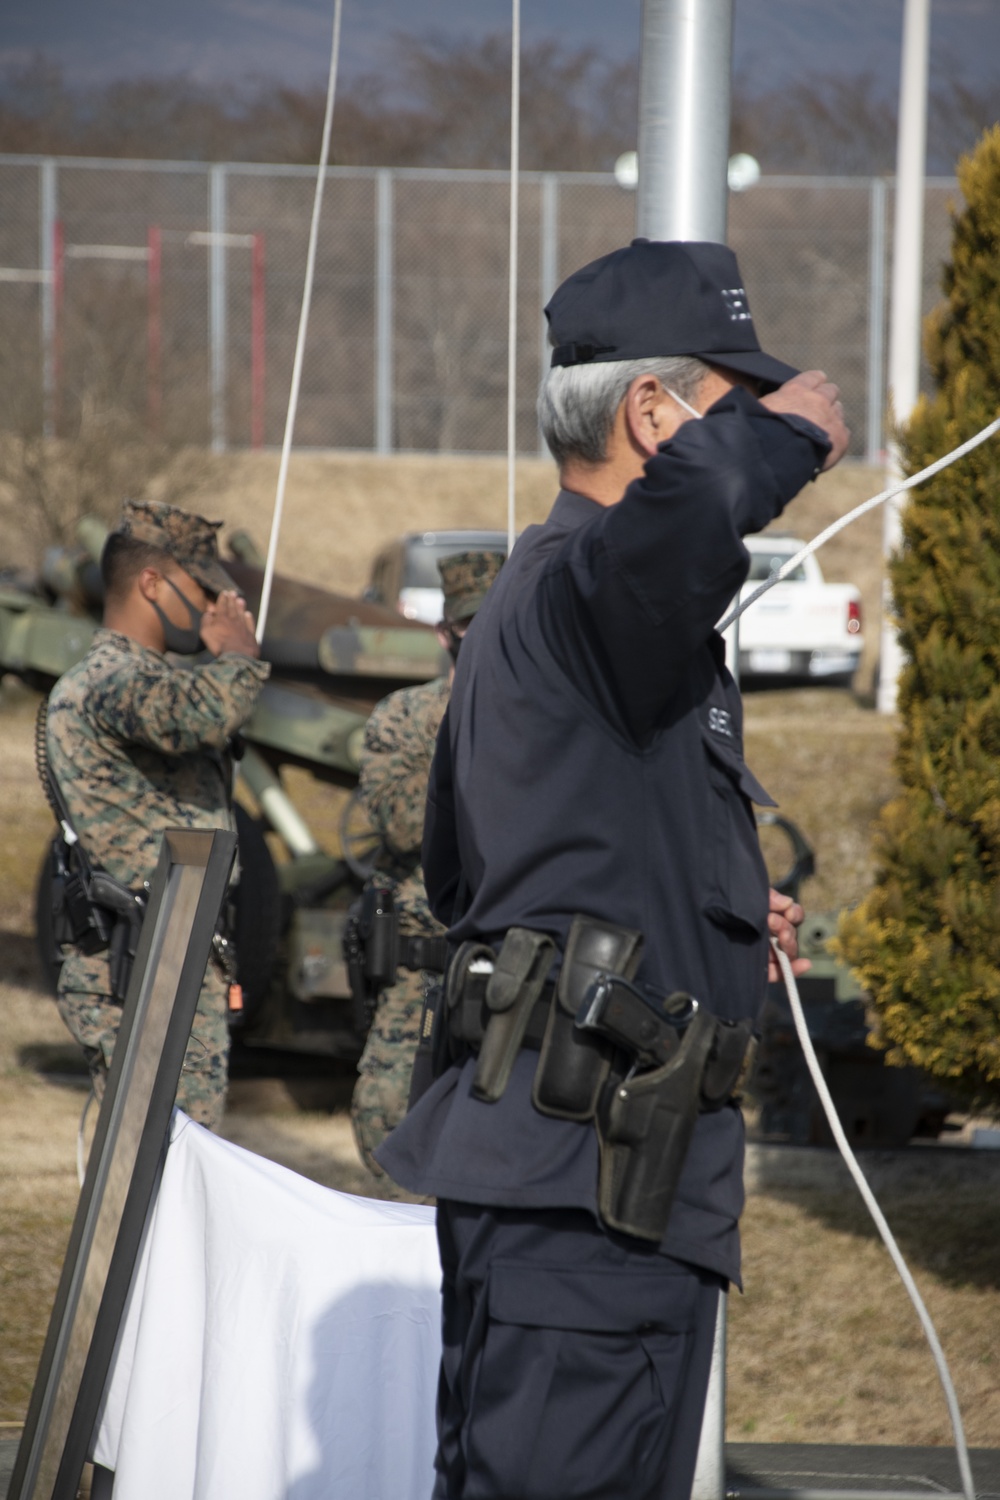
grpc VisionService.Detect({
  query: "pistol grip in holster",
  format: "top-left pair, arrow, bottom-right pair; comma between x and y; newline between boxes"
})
532,916 -> 644,1122
472,928 -> 554,1103
596,1008 -> 717,1243
90,872 -> 147,1004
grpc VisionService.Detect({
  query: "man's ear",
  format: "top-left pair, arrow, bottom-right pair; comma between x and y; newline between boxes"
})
623,375 -> 680,456
136,566 -> 161,603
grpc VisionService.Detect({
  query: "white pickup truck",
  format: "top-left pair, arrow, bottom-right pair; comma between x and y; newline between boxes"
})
725,535 -> 863,686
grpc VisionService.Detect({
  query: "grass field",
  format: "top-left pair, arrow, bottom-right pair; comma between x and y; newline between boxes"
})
2,451 -> 999,1451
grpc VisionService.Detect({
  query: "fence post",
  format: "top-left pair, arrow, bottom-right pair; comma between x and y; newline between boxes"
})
538,173 -> 559,456
40,158 -> 58,438
375,169 -> 394,455
209,163 -> 227,453
251,232 -> 266,450
147,226 -> 162,438
866,176 -> 888,466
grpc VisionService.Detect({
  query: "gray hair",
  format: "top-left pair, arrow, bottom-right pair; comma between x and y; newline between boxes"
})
537,355 -> 710,468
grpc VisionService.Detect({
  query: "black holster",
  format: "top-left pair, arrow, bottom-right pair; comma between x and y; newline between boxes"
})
343,881 -> 398,1032
48,835 -> 147,1004
48,835 -> 112,957
596,1009 -> 716,1242
595,1011 -> 756,1242
532,916 -> 643,1122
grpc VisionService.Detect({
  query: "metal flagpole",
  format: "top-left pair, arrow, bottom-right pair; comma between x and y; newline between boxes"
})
506,0 -> 521,555
877,0 -> 931,714
634,6 -> 737,1492
636,0 -> 733,244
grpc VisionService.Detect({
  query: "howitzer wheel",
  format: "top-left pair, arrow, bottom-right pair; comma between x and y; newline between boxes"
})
338,788 -> 385,882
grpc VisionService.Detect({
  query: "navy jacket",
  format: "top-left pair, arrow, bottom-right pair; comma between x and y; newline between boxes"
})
377,387 -> 829,1282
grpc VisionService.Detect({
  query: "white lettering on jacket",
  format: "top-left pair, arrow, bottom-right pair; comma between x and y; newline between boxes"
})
708,706 -> 734,738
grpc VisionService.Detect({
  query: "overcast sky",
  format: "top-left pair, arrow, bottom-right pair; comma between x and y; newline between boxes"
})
2,0 -> 998,96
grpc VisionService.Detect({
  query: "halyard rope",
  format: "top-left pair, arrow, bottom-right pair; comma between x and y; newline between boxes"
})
718,413 -> 1000,633
255,0 -> 344,644
772,941 -> 976,1500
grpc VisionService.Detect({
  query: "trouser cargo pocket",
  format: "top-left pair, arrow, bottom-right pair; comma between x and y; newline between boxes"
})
444,1257 -> 700,1500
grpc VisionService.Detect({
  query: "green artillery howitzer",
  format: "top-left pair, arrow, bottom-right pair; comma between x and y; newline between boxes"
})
1,519 -> 445,1062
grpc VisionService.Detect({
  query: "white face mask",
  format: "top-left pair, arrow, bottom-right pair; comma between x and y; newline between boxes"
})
663,386 -> 703,421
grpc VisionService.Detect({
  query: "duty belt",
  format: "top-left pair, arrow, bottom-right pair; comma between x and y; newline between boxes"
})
424,917 -> 757,1245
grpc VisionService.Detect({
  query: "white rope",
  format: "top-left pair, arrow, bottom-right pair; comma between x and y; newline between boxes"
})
255,0 -> 344,644
506,0 -> 521,556
718,413 -> 1000,633
772,941 -> 976,1500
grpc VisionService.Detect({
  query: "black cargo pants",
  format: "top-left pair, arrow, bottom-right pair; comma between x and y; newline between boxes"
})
432,1200 -> 724,1500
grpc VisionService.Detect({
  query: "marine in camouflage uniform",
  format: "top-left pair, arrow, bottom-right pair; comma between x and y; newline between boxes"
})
46,500 -> 269,1129
351,550 -> 505,1171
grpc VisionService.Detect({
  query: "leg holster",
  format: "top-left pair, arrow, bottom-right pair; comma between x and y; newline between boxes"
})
532,916 -> 644,1122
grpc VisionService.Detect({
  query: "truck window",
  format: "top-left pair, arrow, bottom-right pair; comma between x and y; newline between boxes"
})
747,553 -> 808,584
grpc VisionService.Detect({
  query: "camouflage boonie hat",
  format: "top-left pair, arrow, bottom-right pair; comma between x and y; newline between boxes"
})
438,550 -> 505,623
117,499 -> 236,597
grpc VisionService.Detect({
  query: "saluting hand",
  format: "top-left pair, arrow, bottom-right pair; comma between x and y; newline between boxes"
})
761,370 -> 850,470
766,887 -> 811,984
200,590 -> 261,659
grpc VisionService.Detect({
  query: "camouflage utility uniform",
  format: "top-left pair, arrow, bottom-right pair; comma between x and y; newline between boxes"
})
47,629 -> 269,1127
351,674 -> 450,1170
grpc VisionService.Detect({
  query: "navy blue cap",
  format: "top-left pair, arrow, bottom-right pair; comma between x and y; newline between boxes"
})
545,239 -> 797,391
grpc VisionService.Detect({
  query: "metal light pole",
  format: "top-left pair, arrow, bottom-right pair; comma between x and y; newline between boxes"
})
636,0 -> 734,244
877,0 -> 931,714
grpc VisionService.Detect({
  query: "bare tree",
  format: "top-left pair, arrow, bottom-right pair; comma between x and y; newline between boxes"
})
0,261 -> 214,565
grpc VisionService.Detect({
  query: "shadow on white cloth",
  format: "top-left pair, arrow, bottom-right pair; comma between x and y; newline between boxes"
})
92,1111 -> 442,1500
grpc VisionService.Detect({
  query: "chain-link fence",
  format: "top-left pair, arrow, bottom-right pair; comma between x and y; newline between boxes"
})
0,153 -> 961,461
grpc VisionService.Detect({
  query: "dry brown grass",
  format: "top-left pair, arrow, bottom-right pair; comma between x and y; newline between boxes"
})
3,455 -> 998,1448
744,688 -> 900,913
728,1185 -> 1000,1444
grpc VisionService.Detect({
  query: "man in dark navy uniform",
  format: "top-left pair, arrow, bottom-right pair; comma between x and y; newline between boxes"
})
378,240 -> 849,1500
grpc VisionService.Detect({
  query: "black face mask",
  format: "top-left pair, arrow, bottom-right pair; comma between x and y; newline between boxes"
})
149,575 -> 204,655
442,622 -> 466,664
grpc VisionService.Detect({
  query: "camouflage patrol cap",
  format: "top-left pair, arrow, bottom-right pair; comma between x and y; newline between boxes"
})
438,550 -> 505,623
117,499 -> 236,596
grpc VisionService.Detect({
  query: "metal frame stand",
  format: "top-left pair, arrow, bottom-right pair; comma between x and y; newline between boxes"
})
7,828 -> 237,1500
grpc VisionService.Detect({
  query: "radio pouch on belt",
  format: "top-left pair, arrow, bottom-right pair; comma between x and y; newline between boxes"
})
472,927 -> 554,1102
532,915 -> 643,1122
596,1007 -> 717,1242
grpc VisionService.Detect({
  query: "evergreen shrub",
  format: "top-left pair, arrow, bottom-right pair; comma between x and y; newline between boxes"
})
837,125 -> 1000,1107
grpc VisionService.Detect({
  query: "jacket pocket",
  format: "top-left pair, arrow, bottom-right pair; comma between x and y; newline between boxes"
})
701,727 -> 773,936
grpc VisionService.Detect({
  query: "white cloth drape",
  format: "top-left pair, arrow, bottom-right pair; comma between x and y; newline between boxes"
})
92,1112 -> 442,1500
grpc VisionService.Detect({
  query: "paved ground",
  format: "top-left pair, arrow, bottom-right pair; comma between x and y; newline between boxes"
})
726,1444 -> 1000,1497
4,1439 -> 1000,1498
